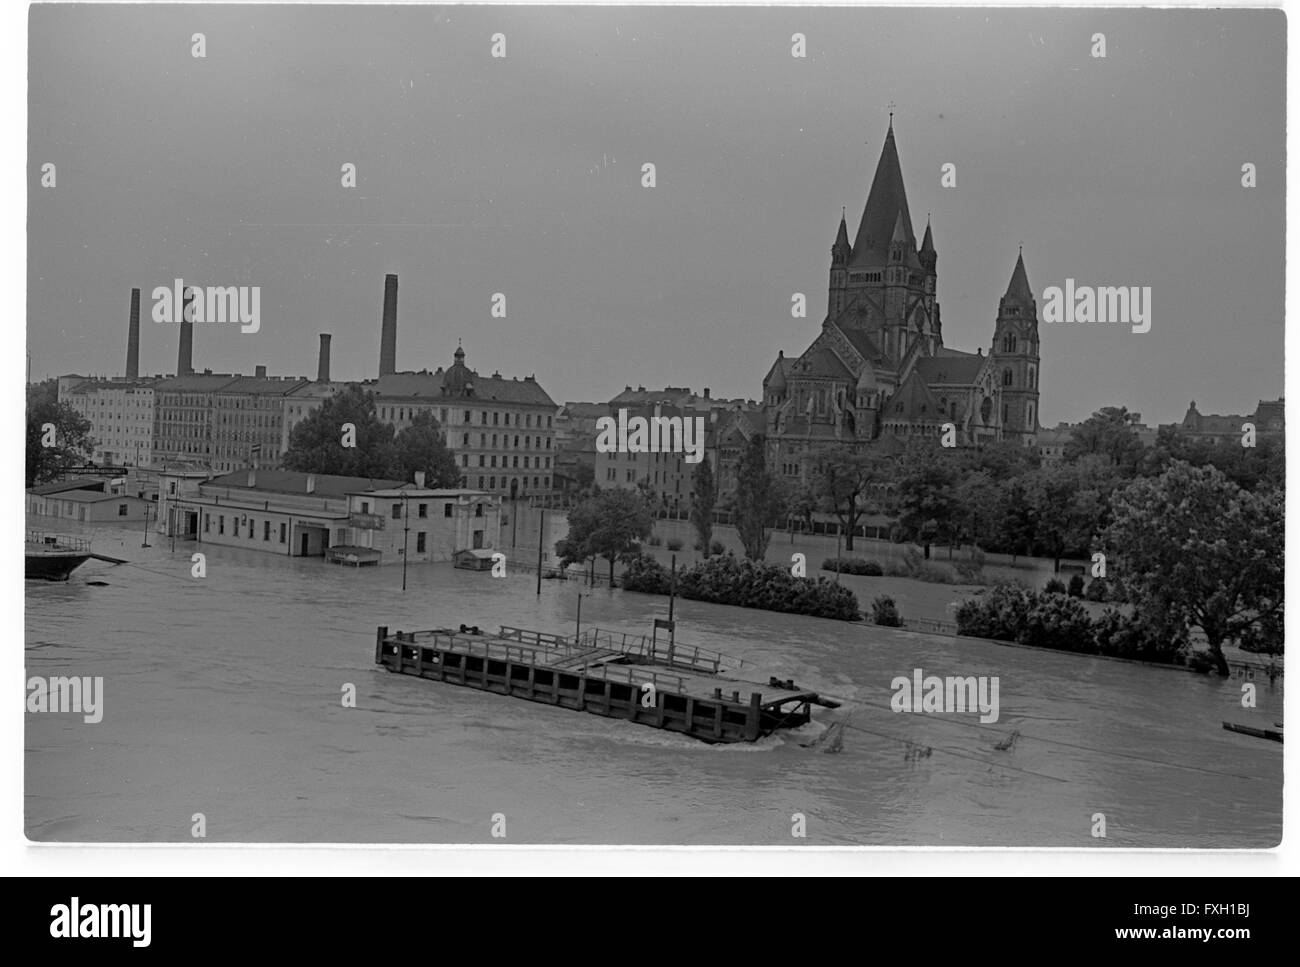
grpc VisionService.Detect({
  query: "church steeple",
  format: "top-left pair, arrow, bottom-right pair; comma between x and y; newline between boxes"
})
851,124 -> 920,269
828,208 -> 851,317
1002,248 -> 1035,309
832,208 -> 851,264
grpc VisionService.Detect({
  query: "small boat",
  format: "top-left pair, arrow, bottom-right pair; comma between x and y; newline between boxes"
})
25,531 -> 93,581
1222,721 -> 1283,743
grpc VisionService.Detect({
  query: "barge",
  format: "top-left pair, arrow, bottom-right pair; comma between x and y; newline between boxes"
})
374,623 -> 838,743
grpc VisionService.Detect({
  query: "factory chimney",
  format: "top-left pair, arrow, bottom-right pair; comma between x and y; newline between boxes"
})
126,288 -> 141,378
379,273 -> 398,377
177,287 -> 195,376
317,334 -> 332,383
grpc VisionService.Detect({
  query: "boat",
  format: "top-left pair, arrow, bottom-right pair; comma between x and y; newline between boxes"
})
374,622 -> 840,743
25,530 -> 93,581
1222,721 -> 1283,743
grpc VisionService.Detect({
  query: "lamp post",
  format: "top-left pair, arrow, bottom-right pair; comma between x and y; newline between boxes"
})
141,501 -> 151,548
401,492 -> 411,592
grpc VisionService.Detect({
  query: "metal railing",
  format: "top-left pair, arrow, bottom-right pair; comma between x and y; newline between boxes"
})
25,530 -> 90,553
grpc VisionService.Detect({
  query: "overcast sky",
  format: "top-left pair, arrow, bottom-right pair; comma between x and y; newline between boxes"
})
28,5 -> 1284,426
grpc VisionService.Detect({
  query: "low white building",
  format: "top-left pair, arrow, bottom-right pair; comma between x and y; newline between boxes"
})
332,486 -> 502,566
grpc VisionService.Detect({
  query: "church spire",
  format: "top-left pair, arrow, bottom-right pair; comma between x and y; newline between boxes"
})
851,124 -> 919,269
1003,249 -> 1034,306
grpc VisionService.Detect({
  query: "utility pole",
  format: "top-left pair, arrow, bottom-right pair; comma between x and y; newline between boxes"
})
141,502 -> 151,548
667,553 -> 677,665
535,508 -> 545,595
401,493 -> 411,592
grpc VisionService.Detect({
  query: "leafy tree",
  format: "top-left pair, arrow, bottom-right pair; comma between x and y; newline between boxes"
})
26,379 -> 94,486
814,446 -> 884,552
689,458 -> 717,558
960,439 -> 1040,481
952,469 -> 999,553
392,411 -> 460,486
1026,457 -> 1116,572
1103,461 -> 1283,676
558,488 -> 653,584
731,436 -> 786,561
1064,406 -> 1144,474
890,442 -> 960,559
786,480 -> 821,537
993,476 -> 1037,562
283,385 -> 396,479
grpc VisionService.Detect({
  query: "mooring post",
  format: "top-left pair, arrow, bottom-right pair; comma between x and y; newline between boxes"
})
375,626 -> 388,665
746,692 -> 762,741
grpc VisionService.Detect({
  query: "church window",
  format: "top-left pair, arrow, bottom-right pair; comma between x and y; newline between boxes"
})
1002,369 -> 1014,388
980,397 -> 993,424
1003,334 -> 1016,353
1028,366 -> 1036,388
1003,404 -> 1009,424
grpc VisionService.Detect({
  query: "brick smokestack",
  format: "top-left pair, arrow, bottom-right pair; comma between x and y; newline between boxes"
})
255,364 -> 267,378
177,287 -> 195,376
125,288 -> 141,378
379,273 -> 398,377
317,333 -> 332,383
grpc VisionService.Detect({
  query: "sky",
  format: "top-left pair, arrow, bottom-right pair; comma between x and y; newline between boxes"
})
28,5 -> 1285,427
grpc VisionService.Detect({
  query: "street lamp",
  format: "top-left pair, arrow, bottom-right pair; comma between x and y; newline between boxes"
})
401,492 -> 411,592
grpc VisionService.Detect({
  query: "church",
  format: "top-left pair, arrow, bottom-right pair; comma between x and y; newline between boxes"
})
757,121 -> 1043,477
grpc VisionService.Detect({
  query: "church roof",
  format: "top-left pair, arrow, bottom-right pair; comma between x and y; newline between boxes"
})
850,125 -> 921,270
919,220 -> 935,256
883,369 -> 944,423
1004,251 -> 1035,305
835,325 -> 887,366
793,347 -> 853,380
833,212 -> 850,250
914,355 -> 985,385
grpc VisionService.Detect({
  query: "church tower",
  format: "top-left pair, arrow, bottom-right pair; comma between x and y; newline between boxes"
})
990,250 -> 1041,444
828,210 -> 850,318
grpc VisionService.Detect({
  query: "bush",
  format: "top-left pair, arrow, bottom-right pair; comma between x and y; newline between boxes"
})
952,548 -> 987,584
1019,593 -> 1096,654
710,540 -> 725,556
1067,574 -> 1085,598
665,537 -> 683,552
956,582 -> 1035,641
1186,651 -> 1218,674
1084,577 -> 1110,602
821,556 -> 883,576
623,553 -> 861,621
647,534 -> 662,547
1091,606 -> 1189,663
1043,578 -> 1067,595
871,595 -> 902,627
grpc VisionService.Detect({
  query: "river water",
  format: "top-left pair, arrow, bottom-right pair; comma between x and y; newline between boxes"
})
25,517 -> 1281,846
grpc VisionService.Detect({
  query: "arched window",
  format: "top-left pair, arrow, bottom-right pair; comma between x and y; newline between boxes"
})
980,397 -> 993,424
1002,369 -> 1014,387
1003,334 -> 1016,353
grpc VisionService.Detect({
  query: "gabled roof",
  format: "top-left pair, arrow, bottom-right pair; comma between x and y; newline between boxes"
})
791,347 -> 853,380
214,377 -> 310,397
29,477 -> 108,496
914,354 -> 986,386
850,125 -> 921,270
834,325 -> 886,366
883,369 -> 944,423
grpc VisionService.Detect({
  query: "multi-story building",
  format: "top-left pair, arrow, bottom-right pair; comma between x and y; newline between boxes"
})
761,122 -> 1045,489
337,486 -> 502,565
59,377 -> 159,467
209,375 -> 309,472
1170,399 -> 1285,445
151,373 -> 239,468
281,381 -> 347,457
370,346 -> 559,498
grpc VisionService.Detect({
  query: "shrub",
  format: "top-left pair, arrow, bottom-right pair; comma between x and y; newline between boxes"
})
710,540 -> 725,556
1091,605 -> 1189,663
1186,651 -> 1218,674
952,552 -> 986,584
955,583 -> 1035,641
1067,573 -> 1085,598
1085,577 -> 1110,602
666,537 -> 683,552
1019,593 -> 1096,654
871,595 -> 902,627
1043,578 -> 1067,595
647,534 -> 662,547
624,553 -> 861,621
821,556 -> 883,576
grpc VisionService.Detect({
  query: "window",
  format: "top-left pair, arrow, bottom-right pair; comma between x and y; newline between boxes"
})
489,476 -> 496,489
1003,404 -> 1009,424
1003,334 -> 1016,353
444,503 -> 453,517
464,410 -> 471,423
119,503 -> 129,517
462,433 -> 469,445
490,456 -> 497,468
478,456 -> 485,467
503,413 -> 510,426
280,522 -> 286,543
219,515 -> 225,535
477,477 -> 484,489
475,503 -> 484,517
418,503 -> 427,518
264,521 -> 271,541
493,412 -> 499,425
360,501 -> 370,514
1002,369 -> 1013,387
416,532 -> 426,553
248,519 -> 255,538
392,503 -> 402,519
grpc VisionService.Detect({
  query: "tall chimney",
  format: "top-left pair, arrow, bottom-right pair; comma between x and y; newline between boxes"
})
379,273 -> 398,377
317,334 -> 332,383
125,288 -> 141,378
177,287 -> 195,376
255,364 -> 267,378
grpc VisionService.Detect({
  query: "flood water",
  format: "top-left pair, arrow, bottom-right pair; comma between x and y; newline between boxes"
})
25,517 -> 1282,846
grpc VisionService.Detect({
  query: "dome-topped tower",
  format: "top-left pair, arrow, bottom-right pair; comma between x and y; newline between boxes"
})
442,344 -> 475,397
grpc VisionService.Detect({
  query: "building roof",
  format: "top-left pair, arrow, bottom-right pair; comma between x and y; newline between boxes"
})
913,354 -> 985,386
28,477 -> 108,496
850,124 -> 921,271
883,370 -> 944,423
1003,251 -> 1035,307
213,376 -> 310,396
791,347 -> 853,381
204,470 -> 404,497
154,374 -> 240,392
835,325 -> 887,366
374,349 -> 557,407
359,487 -> 492,498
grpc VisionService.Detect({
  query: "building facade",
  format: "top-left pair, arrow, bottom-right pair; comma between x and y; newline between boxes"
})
59,377 -> 159,467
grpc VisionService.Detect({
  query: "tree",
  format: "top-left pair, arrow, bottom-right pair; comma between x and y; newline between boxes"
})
689,459 -> 716,558
1102,462 -> 1283,676
1025,459 -> 1114,572
890,443 -> 960,559
283,385 -> 396,479
1064,406 -> 1144,473
992,476 -> 1037,562
786,481 -> 821,537
731,436 -> 786,561
392,411 -> 460,486
557,488 -> 653,585
26,379 -> 93,486
953,469 -> 999,552
814,446 -> 884,552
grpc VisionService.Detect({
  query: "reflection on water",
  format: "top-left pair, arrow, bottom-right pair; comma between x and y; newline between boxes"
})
25,519 -> 1281,846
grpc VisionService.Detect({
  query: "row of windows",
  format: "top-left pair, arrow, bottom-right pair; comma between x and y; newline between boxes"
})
378,405 -> 555,430
459,454 -> 551,470
459,433 -> 552,450
467,475 -> 549,491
